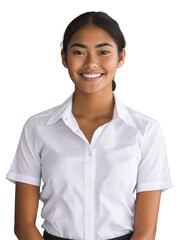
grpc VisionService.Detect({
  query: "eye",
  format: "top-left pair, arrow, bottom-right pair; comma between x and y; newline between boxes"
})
99,50 -> 110,55
73,51 -> 84,55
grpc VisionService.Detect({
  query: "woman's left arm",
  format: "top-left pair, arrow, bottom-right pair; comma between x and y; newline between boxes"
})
130,190 -> 162,240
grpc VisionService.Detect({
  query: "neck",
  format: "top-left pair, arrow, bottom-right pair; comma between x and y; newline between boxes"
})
72,88 -> 115,120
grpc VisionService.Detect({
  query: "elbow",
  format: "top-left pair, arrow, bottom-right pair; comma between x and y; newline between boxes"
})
14,223 -> 22,239
131,231 -> 156,240
131,236 -> 155,240
14,217 -> 22,238
14,222 -> 27,239
14,221 -> 36,239
14,227 -> 20,239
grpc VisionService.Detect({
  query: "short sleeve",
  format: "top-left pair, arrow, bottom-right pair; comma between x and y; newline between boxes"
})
136,120 -> 173,193
6,117 -> 41,186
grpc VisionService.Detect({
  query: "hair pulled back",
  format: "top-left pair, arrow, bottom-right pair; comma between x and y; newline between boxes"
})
61,11 -> 126,91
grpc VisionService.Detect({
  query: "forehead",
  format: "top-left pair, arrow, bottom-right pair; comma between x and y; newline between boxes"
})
68,24 -> 116,47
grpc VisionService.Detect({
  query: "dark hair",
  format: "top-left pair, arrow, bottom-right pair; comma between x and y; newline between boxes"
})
61,11 -> 126,91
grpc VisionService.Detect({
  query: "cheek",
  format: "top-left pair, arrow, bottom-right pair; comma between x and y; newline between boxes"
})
67,57 -> 83,72
102,57 -> 119,72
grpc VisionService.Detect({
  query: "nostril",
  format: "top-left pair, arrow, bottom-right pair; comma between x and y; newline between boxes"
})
83,61 -> 99,68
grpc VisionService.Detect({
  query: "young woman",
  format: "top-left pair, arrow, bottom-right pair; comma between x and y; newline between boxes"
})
7,12 -> 173,240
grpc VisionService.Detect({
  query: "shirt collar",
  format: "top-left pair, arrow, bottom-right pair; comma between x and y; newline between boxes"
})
46,92 -> 136,129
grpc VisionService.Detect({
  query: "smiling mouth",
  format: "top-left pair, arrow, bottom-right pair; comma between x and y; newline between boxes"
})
80,73 -> 104,81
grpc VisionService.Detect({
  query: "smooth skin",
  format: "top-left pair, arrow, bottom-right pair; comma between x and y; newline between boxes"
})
61,24 -> 125,144
14,182 -> 43,240
131,190 -> 162,240
14,24 -> 162,240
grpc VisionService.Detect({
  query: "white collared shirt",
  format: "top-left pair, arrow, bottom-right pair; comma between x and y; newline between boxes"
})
6,92 -> 173,240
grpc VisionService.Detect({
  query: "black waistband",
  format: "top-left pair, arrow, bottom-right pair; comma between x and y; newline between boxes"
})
43,231 -> 134,240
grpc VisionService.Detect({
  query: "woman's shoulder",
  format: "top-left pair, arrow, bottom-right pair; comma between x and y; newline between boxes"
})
123,104 -> 160,133
32,104 -> 62,119
114,93 -> 159,131
126,105 -> 157,123
28,94 -> 73,126
24,104 -> 63,128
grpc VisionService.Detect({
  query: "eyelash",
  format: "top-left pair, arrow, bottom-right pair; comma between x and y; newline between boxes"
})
73,51 -> 84,55
99,50 -> 110,55
72,50 -> 110,55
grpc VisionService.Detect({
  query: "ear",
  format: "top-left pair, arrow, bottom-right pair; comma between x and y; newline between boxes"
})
117,48 -> 126,68
61,49 -> 68,68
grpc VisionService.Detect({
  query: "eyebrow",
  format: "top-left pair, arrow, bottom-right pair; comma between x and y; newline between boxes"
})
70,43 -> 113,49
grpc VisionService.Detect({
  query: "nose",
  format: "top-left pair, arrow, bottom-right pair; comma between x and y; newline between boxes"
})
83,53 -> 98,69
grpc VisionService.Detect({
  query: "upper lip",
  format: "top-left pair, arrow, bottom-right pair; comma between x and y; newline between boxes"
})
80,72 -> 104,74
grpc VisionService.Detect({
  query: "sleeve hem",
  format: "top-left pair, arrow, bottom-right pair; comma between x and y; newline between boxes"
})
6,171 -> 41,186
136,181 -> 173,193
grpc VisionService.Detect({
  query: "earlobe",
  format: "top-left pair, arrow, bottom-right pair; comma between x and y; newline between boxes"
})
118,48 -> 126,68
61,49 -> 68,68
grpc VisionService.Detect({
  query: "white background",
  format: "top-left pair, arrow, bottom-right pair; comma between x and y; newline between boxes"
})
0,0 -> 180,239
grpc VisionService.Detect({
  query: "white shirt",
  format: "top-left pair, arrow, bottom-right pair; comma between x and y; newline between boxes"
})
6,92 -> 173,240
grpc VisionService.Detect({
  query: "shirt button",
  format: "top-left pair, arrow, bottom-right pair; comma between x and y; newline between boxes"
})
88,151 -> 92,157
86,183 -> 91,188
86,212 -> 92,217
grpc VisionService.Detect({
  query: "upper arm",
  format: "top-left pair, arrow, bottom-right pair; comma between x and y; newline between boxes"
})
133,190 -> 162,238
15,181 -> 40,230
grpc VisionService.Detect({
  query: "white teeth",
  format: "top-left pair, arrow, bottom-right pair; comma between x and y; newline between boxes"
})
82,73 -> 102,78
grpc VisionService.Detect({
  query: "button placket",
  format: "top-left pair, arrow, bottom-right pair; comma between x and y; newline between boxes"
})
84,148 -> 95,240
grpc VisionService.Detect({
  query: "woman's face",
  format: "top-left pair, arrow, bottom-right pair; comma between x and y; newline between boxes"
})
61,24 -> 125,94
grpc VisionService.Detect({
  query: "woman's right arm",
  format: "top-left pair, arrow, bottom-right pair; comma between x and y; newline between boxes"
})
14,182 -> 44,240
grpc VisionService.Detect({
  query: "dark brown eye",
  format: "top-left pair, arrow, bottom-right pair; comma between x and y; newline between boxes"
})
73,51 -> 84,55
99,50 -> 110,55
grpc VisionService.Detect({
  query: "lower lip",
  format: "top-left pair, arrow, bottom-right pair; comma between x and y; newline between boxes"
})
80,74 -> 104,82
